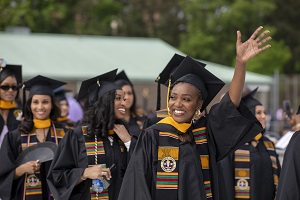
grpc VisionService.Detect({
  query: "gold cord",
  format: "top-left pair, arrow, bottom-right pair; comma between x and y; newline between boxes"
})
95,134 -> 98,200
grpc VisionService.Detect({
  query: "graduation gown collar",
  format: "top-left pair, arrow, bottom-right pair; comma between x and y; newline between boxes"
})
33,118 -> 51,129
0,100 -> 17,109
157,117 -> 192,134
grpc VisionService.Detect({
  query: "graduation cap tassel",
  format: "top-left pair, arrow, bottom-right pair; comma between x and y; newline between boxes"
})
167,79 -> 171,116
156,83 -> 161,111
22,84 -> 26,118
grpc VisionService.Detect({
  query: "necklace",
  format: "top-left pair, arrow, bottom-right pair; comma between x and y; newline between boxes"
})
36,128 -> 47,143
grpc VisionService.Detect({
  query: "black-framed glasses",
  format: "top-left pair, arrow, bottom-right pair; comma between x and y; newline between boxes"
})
0,85 -> 18,91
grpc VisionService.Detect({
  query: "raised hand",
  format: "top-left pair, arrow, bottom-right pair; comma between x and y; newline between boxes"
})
236,26 -> 272,64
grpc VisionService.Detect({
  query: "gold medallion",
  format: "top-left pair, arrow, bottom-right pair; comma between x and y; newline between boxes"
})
13,109 -> 22,118
27,174 -> 39,187
161,157 -> 176,172
237,178 -> 249,190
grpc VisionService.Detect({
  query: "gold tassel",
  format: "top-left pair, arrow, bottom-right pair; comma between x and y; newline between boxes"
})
167,79 -> 171,116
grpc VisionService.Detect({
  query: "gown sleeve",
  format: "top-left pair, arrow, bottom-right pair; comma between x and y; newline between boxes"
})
276,131 -> 300,200
0,130 -> 23,200
207,92 -> 263,161
47,127 -> 90,200
117,128 -> 156,200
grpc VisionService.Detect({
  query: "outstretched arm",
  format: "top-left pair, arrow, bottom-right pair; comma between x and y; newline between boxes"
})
229,26 -> 272,107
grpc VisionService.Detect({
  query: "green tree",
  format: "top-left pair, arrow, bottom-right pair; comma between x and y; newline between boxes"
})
269,0 -> 300,73
118,0 -> 185,46
0,0 -> 123,36
179,0 -> 291,74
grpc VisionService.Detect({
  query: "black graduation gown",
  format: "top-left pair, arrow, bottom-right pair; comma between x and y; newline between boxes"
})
0,128 -> 59,200
127,114 -> 145,137
47,125 -> 137,200
0,107 -> 22,145
56,118 -> 76,129
117,93 -> 263,200
276,130 -> 300,200
217,136 -> 280,200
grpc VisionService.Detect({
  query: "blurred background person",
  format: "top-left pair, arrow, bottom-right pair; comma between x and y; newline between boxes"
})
218,87 -> 281,200
67,95 -> 83,123
54,87 -> 76,129
114,70 -> 146,137
276,105 -> 300,199
0,59 -> 22,148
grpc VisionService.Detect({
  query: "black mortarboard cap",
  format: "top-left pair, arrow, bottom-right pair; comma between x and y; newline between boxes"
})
0,64 -> 22,84
242,87 -> 262,114
15,142 -> 58,166
156,54 -> 185,85
156,53 -> 207,85
169,56 -> 225,111
54,87 -> 71,102
115,70 -> 133,86
155,54 -> 184,110
23,75 -> 66,98
77,69 -> 121,103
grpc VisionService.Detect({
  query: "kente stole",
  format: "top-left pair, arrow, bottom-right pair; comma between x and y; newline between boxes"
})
20,124 -> 65,200
155,117 -> 212,199
82,126 -> 125,200
234,135 -> 279,199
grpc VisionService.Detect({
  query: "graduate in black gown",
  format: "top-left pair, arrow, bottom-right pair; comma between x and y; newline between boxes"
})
0,61 -> 22,148
276,106 -> 300,200
217,87 -> 281,200
54,87 -> 76,129
114,70 -> 146,137
47,69 -> 138,200
0,75 -> 66,200
118,26 -> 272,200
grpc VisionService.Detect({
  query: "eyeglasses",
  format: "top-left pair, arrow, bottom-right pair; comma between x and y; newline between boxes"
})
0,85 -> 18,91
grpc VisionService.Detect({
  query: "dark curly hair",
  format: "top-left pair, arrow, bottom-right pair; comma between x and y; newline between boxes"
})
83,89 -> 124,138
0,68 -> 20,99
18,96 -> 61,134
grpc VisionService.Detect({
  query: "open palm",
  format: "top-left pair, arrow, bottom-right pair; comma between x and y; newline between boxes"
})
236,26 -> 272,63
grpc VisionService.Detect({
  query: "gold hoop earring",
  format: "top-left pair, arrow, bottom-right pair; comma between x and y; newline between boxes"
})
194,109 -> 201,118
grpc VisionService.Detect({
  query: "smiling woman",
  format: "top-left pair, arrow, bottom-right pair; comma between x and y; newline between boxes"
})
0,75 -> 67,200
47,69 -> 137,200
118,26 -> 272,200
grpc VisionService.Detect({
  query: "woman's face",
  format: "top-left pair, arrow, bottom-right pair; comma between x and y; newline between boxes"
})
0,76 -> 18,102
59,99 -> 69,117
255,105 -> 267,129
168,82 -> 203,123
31,95 -> 52,120
114,89 -> 126,119
122,85 -> 134,110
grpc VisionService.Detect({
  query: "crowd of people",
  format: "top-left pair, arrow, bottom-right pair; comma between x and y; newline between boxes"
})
0,26 -> 299,200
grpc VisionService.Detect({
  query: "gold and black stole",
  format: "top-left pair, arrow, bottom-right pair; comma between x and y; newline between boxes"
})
20,121 -> 59,199
82,127 -> 125,200
155,117 -> 212,199
234,133 -> 279,199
